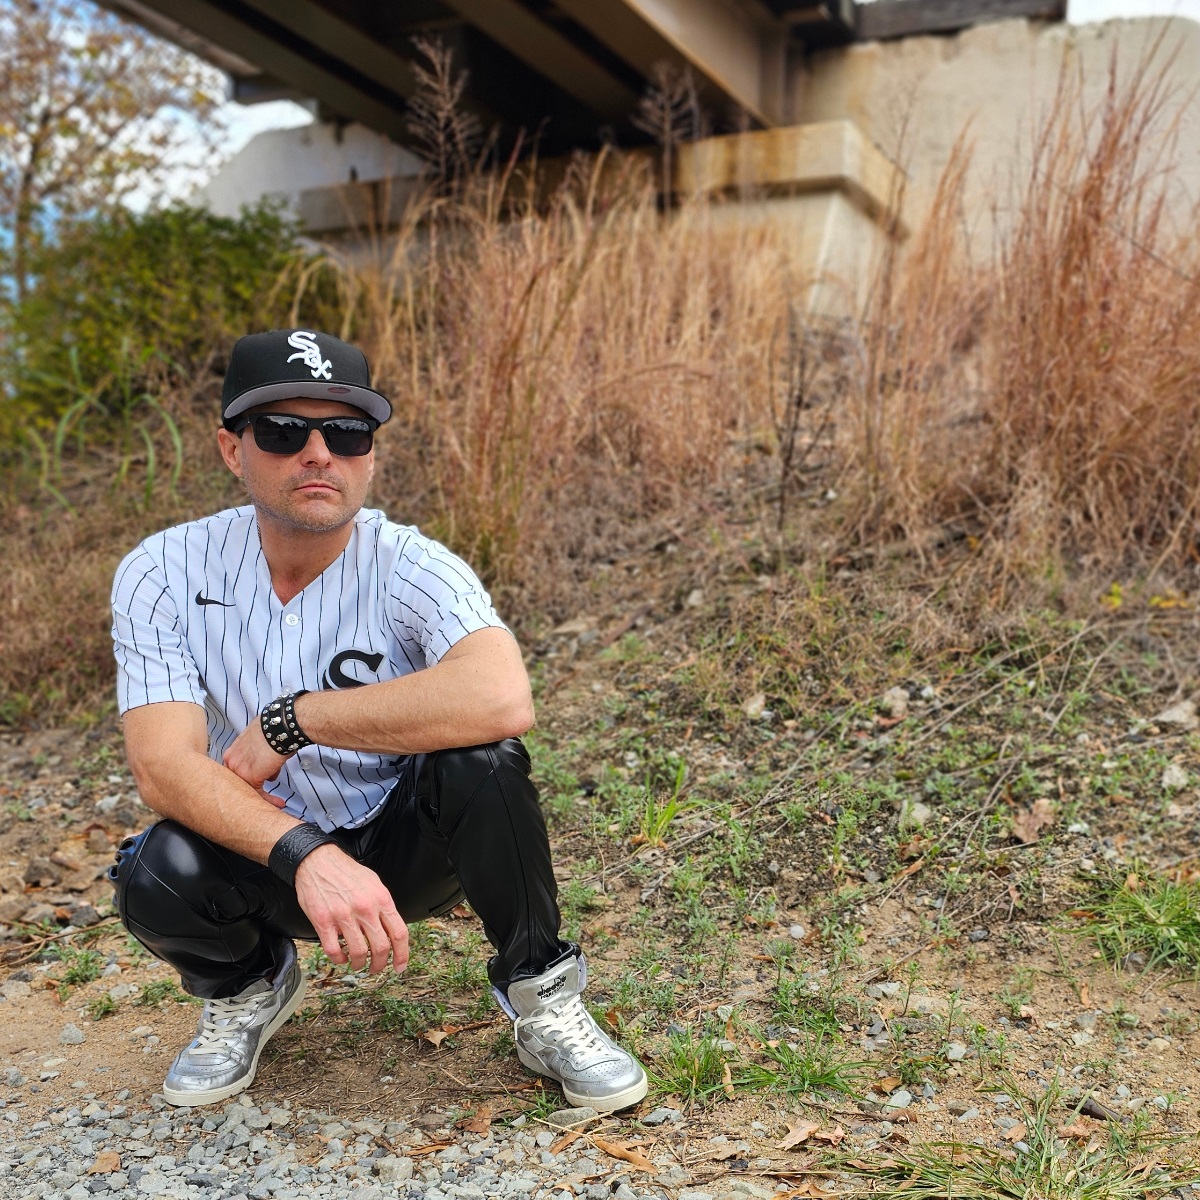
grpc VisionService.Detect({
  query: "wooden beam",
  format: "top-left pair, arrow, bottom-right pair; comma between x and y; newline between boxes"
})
856,0 -> 1066,42
553,0 -> 787,127
439,0 -> 640,121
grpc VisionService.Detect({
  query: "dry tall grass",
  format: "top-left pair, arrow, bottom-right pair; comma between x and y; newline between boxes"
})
3,52 -> 1198,724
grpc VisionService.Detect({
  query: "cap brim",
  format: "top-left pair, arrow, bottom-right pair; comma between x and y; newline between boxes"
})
223,380 -> 392,424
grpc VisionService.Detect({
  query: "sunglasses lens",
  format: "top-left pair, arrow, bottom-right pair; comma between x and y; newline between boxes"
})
321,419 -> 374,457
246,415 -> 374,456
252,415 -> 311,454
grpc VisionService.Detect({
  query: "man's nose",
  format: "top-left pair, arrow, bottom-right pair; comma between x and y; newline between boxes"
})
299,428 -> 334,463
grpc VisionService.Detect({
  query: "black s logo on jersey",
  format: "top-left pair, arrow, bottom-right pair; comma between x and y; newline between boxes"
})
323,649 -> 385,689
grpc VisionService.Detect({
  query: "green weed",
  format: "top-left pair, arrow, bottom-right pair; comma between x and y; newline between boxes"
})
1089,868 -> 1200,973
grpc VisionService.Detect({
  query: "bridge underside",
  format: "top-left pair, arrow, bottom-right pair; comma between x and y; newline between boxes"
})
101,0 -> 1063,158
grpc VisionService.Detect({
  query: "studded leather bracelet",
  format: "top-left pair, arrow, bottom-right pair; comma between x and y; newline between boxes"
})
268,822 -> 335,887
260,690 -> 313,756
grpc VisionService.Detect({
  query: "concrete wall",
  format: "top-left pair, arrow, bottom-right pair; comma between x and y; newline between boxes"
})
199,121 -> 423,219
795,16 -> 1200,250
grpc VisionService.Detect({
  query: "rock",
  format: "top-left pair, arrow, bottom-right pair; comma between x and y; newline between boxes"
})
547,1107 -> 599,1128
742,693 -> 767,719
880,687 -> 910,718
0,897 -> 31,925
22,902 -> 59,926
945,1042 -> 969,1062
884,1090 -> 913,1110
955,1107 -> 980,1123
947,1099 -> 974,1116
374,1157 -> 414,1184
788,924 -> 806,940
87,829 -> 112,855
1074,1013 -> 1098,1031
642,1107 -> 684,1127
1161,764 -> 1190,791
968,928 -> 989,942
908,994 -> 949,1015
1,981 -> 32,1002
107,984 -> 134,1001
60,1024 -> 86,1046
24,858 -> 61,887
1155,699 -> 1198,730
899,800 -> 932,830
685,589 -> 705,608
1147,1037 -> 1171,1053
68,904 -> 104,928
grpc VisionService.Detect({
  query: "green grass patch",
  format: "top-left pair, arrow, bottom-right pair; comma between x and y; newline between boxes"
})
1088,868 -> 1200,973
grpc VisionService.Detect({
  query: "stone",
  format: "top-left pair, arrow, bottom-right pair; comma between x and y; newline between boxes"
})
68,904 -> 104,928
884,1090 -> 913,1110
375,1157 -> 414,1184
60,1024 -> 86,1046
23,858 -> 60,887
899,800 -> 932,830
955,1107 -> 980,1123
547,1107 -> 599,1128
947,1099 -> 974,1116
880,687 -> 910,718
1162,764 -> 1190,791
2,981 -> 32,1002
945,1042 -> 969,1062
1147,1037 -> 1171,1053
788,924 -> 806,940
1154,700 -> 1198,731
87,829 -> 112,855
967,928 -> 989,942
642,1107 -> 684,1126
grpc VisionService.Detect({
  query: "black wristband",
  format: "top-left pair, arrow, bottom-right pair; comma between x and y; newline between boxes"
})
260,690 -> 313,757
268,823 -> 335,887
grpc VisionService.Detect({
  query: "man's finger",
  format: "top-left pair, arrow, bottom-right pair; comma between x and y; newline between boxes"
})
314,917 -> 347,965
381,909 -> 409,972
340,922 -> 370,972
362,918 -> 394,975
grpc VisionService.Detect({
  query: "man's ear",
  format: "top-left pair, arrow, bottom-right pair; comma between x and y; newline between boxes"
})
216,426 -> 244,479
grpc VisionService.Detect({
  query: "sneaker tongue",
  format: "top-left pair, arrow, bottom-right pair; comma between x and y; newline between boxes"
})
507,958 -> 581,1017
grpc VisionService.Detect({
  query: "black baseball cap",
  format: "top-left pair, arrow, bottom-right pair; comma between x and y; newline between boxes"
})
221,329 -> 392,426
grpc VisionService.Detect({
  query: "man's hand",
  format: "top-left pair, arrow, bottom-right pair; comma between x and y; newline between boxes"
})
223,718 -> 289,805
293,844 -> 409,974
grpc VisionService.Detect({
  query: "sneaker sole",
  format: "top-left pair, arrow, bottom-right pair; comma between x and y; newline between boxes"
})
162,972 -> 308,1108
516,1045 -> 649,1113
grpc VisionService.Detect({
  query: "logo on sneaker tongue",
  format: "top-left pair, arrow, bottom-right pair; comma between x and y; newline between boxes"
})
537,975 -> 567,1001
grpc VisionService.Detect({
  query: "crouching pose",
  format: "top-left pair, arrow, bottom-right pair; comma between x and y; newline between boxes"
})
108,329 -> 646,1112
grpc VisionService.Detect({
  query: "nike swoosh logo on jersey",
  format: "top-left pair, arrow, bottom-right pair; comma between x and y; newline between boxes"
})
195,592 -> 234,607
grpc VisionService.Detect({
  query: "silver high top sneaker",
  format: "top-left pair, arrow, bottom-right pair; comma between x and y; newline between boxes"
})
503,956 -> 647,1112
162,945 -> 307,1107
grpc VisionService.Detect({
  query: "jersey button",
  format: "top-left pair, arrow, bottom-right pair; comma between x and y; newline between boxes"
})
285,614 -> 300,627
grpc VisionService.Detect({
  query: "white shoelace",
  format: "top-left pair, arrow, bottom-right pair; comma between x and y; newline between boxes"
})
526,995 -> 608,1061
189,992 -> 274,1058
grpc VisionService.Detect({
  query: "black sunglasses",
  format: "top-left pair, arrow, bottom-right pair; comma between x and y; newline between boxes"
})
233,413 -> 378,457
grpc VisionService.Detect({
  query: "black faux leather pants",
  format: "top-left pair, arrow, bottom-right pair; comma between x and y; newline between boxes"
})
110,739 -> 569,1000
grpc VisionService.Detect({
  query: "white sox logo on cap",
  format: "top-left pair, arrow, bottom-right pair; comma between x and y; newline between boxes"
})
286,331 -> 333,381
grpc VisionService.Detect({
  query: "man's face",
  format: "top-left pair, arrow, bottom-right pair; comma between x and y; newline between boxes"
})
217,398 -> 376,535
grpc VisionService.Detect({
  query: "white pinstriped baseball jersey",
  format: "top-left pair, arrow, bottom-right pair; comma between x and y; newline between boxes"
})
111,506 -> 507,832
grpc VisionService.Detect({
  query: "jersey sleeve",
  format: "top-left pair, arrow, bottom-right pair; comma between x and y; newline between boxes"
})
111,545 -> 206,712
390,534 -> 509,667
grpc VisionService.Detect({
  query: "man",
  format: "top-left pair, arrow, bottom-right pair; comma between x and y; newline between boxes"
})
108,328 -> 647,1113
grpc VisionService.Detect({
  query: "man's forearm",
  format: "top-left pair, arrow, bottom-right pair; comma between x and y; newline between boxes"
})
131,745 -> 305,864
292,629 -> 534,756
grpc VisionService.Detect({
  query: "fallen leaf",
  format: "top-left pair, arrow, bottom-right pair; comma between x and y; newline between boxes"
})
1058,1121 -> 1093,1139
710,1147 -> 741,1161
778,1120 -> 819,1150
894,857 -> 925,881
1012,798 -> 1055,844
1125,872 -> 1141,892
722,1060 -> 735,1100
87,1151 -> 120,1174
1078,981 -> 1091,1007
448,903 -> 473,919
780,1183 -> 835,1199
813,1126 -> 845,1146
1018,1003 -> 1039,1025
877,1075 -> 903,1093
409,1143 -> 453,1157
1002,1122 -> 1027,1142
549,1129 -> 585,1155
592,1138 -> 655,1173
421,1028 -> 449,1049
456,1103 -> 492,1135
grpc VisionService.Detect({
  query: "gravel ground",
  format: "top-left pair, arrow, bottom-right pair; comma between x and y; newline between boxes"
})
0,1076 -> 794,1200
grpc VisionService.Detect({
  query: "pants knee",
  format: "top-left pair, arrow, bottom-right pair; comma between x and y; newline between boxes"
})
426,738 -> 534,821
111,820 -> 250,935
